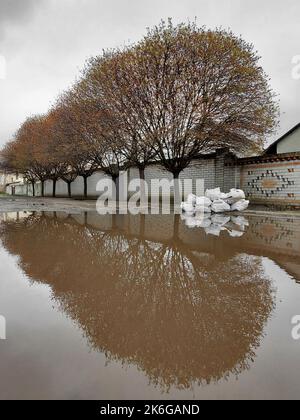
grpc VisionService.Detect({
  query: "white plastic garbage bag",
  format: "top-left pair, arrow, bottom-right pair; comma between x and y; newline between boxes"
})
226,189 -> 246,204
220,192 -> 231,201
230,189 -> 246,200
186,194 -> 197,206
195,206 -> 211,214
196,196 -> 212,207
231,199 -> 249,212
181,202 -> 195,213
205,188 -> 222,201
211,199 -> 231,213
195,197 -> 211,213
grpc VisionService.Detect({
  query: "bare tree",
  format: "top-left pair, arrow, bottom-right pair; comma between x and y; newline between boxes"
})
74,76 -> 131,198
83,21 -> 278,202
82,53 -> 157,189
0,120 -> 43,196
52,91 -> 102,198
1,20 -> 279,204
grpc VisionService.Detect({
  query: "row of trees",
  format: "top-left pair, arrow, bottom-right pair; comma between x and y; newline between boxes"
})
0,20 -> 278,198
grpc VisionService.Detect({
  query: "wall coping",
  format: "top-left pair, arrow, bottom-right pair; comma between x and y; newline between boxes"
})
237,152 -> 300,165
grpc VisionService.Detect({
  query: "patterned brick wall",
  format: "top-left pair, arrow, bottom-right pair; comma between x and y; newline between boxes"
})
240,154 -> 300,206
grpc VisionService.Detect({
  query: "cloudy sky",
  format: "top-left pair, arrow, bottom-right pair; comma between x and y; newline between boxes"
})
0,0 -> 299,147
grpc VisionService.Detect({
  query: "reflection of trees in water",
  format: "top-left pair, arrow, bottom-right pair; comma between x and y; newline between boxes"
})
0,213 -> 275,392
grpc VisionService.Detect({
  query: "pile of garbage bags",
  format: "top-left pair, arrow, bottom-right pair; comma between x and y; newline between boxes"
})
181,212 -> 249,237
181,188 -> 249,214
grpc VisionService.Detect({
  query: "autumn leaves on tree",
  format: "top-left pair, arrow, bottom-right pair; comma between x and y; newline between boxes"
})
0,21 -> 278,198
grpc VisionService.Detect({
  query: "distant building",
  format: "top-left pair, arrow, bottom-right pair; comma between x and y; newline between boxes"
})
0,171 -> 24,194
265,123 -> 300,155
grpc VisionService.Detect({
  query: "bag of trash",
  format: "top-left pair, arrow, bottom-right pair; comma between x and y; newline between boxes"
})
195,205 -> 211,213
195,197 -> 212,213
211,199 -> 231,213
220,192 -> 231,201
227,189 -> 246,204
230,189 -> 246,199
194,196 -> 212,213
196,196 -> 212,207
181,202 -> 195,213
205,188 -> 222,201
231,199 -> 249,212
186,194 -> 197,206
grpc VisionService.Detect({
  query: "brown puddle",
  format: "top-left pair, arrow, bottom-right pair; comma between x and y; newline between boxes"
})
0,211 -> 299,400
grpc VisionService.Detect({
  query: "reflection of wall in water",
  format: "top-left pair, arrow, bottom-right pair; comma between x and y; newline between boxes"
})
245,217 -> 300,258
241,216 -> 300,282
83,212 -> 300,281
2,211 -> 300,283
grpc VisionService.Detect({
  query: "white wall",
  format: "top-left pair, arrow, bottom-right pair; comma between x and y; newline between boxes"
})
277,126 -> 300,154
7,152 -> 239,199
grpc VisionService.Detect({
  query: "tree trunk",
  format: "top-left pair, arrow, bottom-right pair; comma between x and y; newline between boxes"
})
67,181 -> 72,198
32,181 -> 35,197
41,181 -> 45,197
173,172 -> 181,211
52,179 -> 57,198
139,167 -> 145,180
83,176 -> 88,199
112,175 -> 119,203
63,180 -> 72,198
139,167 -> 146,206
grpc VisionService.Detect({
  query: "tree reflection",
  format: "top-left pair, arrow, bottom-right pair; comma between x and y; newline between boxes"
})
0,212 -> 275,391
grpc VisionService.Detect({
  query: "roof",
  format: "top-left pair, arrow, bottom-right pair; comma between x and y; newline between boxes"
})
264,122 -> 300,155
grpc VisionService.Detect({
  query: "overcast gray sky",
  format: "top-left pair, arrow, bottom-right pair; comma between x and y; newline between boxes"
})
0,0 -> 299,147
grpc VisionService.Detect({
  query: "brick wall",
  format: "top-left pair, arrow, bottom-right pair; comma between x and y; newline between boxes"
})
129,151 -> 239,197
240,154 -> 300,207
8,150 -> 300,207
